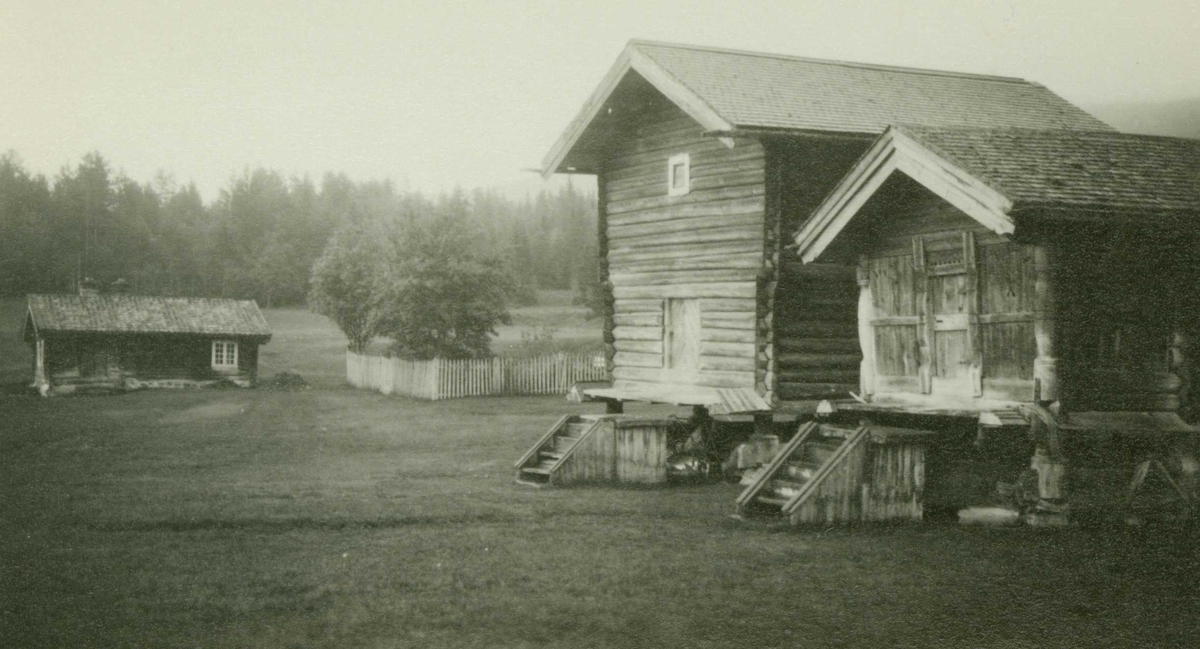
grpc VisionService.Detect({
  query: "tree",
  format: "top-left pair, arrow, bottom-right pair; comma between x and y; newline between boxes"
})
307,214 -> 388,353
375,193 -> 513,359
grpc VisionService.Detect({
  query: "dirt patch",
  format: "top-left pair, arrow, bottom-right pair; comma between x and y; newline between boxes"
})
263,371 -> 309,390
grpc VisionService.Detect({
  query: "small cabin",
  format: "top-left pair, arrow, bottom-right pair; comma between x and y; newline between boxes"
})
23,292 -> 272,395
793,126 -> 1200,520
540,40 -> 1110,418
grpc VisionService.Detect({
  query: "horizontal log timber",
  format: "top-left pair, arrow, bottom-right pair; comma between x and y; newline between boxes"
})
701,311 -> 756,326
604,137 -> 729,172
700,315 -> 756,331
607,123 -> 757,158
608,209 -> 764,239
613,339 -> 664,354
700,356 -> 756,372
701,328 -> 756,343
777,383 -> 857,400
775,337 -> 862,354
612,326 -> 663,341
774,295 -> 859,311
613,313 -> 663,327
608,238 -> 761,261
699,298 -> 757,313
614,282 -> 757,300
604,146 -> 765,185
776,321 -> 859,339
610,268 -> 761,287
614,299 -> 665,314
776,309 -> 857,324
777,368 -> 861,384
607,184 -> 765,218
612,366 -> 755,388
611,252 -> 763,275
776,353 -> 861,368
700,341 -> 756,358
606,226 -> 762,250
607,168 -> 766,203
775,287 -> 860,304
614,352 -> 665,368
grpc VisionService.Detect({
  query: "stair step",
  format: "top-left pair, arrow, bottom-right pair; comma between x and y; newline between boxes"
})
785,459 -> 822,476
554,436 -> 581,451
754,495 -> 789,508
539,450 -> 564,461
817,425 -> 859,439
801,444 -> 839,465
769,479 -> 807,500
523,460 -> 557,475
565,422 -> 591,436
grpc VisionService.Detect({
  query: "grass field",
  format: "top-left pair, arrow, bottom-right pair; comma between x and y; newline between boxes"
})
2,299 -> 1198,647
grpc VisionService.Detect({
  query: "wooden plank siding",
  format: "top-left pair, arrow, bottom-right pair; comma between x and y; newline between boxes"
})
601,101 -> 766,391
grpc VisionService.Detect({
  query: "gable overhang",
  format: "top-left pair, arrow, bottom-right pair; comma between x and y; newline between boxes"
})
794,127 -> 1016,263
540,43 -> 734,178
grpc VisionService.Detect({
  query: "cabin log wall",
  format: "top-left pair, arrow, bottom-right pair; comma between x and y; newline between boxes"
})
601,100 -> 765,392
770,138 -> 870,402
40,334 -> 261,394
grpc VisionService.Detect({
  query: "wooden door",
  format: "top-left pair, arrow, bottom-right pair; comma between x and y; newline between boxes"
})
919,233 -> 981,397
664,298 -> 700,382
867,232 -> 982,398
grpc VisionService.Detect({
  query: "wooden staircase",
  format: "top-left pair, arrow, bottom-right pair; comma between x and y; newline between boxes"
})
514,415 -> 601,486
736,421 -> 870,520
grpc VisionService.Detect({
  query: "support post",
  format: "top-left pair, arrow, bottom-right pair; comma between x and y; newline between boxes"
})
1033,245 -> 1060,404
605,399 -> 624,414
856,256 -> 875,400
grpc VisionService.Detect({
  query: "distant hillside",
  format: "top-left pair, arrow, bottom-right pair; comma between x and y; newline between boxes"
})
1084,97 -> 1200,139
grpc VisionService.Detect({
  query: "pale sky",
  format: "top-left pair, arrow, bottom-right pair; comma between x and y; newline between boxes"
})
2,0 -> 1196,202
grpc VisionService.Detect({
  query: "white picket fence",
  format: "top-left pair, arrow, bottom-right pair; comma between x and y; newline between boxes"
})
345,350 -> 607,400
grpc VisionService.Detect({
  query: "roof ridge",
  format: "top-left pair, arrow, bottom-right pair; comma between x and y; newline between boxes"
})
895,123 -> 1200,143
628,39 -> 1036,86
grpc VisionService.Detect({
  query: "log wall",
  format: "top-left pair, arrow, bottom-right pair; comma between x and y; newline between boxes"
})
41,334 -> 260,394
601,101 -> 765,392
769,138 -> 871,402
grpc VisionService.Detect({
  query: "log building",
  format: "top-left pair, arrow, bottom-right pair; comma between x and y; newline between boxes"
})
539,40 -> 1108,414
792,126 -> 1200,521
524,41 -> 1196,521
23,290 -> 271,396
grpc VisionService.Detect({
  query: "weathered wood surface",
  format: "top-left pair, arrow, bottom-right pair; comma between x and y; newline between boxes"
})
346,351 -> 607,400
41,334 -> 260,394
601,101 -> 765,392
554,417 -> 674,485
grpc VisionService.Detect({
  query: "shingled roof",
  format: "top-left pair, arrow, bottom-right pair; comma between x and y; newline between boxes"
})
24,294 -> 272,340
897,126 -> 1200,214
543,40 -> 1111,175
794,126 -> 1200,262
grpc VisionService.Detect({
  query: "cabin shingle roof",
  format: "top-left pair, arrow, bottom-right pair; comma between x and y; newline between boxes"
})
26,294 -> 272,338
896,126 -> 1200,214
632,41 -> 1112,134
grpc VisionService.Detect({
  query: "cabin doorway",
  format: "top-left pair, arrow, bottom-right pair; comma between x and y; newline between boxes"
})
664,298 -> 700,382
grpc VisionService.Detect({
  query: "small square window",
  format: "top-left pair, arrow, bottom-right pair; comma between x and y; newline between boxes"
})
667,153 -> 690,197
212,340 -> 238,369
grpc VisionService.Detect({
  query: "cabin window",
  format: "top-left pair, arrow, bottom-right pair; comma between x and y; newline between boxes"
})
667,153 -> 690,197
212,340 -> 238,369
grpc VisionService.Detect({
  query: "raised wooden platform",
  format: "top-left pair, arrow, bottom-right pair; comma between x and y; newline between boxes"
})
581,382 -> 771,415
